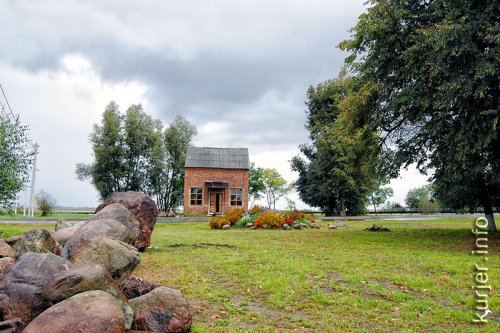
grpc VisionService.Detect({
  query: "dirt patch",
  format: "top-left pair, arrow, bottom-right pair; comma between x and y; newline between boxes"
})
188,297 -> 223,323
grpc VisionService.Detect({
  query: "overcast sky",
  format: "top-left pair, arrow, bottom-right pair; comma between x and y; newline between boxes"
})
1,0 -> 428,209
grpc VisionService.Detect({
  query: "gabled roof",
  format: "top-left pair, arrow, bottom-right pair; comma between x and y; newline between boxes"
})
185,147 -> 249,170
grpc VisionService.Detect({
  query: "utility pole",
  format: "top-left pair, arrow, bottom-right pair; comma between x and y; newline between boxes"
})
29,145 -> 38,218
23,189 -> 27,216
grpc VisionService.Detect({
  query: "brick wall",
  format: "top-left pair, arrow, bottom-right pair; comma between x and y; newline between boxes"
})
184,167 -> 249,215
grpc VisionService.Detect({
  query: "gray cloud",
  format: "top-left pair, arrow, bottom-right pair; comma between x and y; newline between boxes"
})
0,0 -> 371,207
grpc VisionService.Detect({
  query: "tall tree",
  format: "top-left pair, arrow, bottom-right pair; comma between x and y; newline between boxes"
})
248,163 -> 265,208
76,102 -> 127,199
149,115 -> 197,213
77,102 -> 197,210
0,112 -> 33,207
340,0 -> 499,231
370,186 -> 394,215
405,185 -> 433,209
261,168 -> 292,209
291,77 -> 381,216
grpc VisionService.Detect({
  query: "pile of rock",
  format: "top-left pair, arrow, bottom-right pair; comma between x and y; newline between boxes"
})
0,191 -> 192,333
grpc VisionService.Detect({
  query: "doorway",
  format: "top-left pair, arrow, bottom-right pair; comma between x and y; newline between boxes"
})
209,190 -> 224,214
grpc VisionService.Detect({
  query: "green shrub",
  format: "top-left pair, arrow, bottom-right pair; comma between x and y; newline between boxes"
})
235,215 -> 253,228
421,198 -> 439,215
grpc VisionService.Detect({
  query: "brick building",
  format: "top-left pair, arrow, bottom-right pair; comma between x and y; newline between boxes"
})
183,147 -> 249,216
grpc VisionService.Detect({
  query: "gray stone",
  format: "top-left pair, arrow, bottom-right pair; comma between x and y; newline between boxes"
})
121,277 -> 161,300
22,290 -> 127,333
95,192 -> 158,251
0,252 -> 70,327
5,236 -> 20,247
0,239 -> 14,258
63,203 -> 139,259
282,224 -> 291,230
130,286 -> 192,333
0,257 -> 15,281
292,223 -> 302,230
245,223 -> 253,228
12,229 -> 62,258
310,223 -> 321,229
328,223 -> 338,229
222,224 -> 230,230
70,237 -> 141,286
51,225 -> 81,246
54,219 -> 85,231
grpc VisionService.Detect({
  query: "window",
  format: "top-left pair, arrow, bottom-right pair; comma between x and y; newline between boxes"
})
190,187 -> 203,206
230,188 -> 243,206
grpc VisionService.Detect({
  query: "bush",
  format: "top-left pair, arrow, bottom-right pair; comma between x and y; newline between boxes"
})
421,198 -> 439,215
248,205 -> 265,215
235,214 -> 254,228
224,208 -> 246,225
210,216 -> 229,229
35,190 -> 57,217
282,210 -> 316,225
254,211 -> 286,229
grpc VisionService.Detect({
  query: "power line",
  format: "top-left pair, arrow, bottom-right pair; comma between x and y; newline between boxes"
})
0,83 -> 16,119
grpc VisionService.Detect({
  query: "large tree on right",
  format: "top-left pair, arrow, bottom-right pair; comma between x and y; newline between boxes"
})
340,0 -> 499,231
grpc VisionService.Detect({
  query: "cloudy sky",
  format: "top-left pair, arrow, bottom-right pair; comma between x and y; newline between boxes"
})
1,0 -> 428,209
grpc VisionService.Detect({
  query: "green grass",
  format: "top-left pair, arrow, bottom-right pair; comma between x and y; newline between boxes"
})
0,211 -> 94,219
2,218 -> 499,332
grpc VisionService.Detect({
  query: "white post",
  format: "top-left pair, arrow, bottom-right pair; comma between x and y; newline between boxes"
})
23,188 -> 27,216
29,145 -> 38,218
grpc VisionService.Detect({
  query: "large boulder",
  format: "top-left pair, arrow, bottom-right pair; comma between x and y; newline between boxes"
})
95,192 -> 158,251
0,257 -> 15,281
70,237 -> 140,286
51,224 -> 81,246
43,263 -> 124,303
12,229 -> 61,258
0,252 -> 70,327
122,277 -> 161,300
4,236 -> 20,247
63,203 -> 139,259
55,218 -> 85,231
42,263 -> 133,329
22,290 -> 127,333
0,240 -> 14,258
130,287 -> 192,333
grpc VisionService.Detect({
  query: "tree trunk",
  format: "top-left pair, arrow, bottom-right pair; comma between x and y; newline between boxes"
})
373,203 -> 377,216
339,191 -> 346,217
481,189 -> 497,232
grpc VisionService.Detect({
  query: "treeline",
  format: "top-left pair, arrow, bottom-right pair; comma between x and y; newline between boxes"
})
292,1 -> 499,231
76,102 -> 196,213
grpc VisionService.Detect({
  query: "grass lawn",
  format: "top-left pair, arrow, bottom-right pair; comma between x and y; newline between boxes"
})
2,218 -> 499,332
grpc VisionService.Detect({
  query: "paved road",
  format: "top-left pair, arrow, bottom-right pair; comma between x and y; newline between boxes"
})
1,213 -> 495,224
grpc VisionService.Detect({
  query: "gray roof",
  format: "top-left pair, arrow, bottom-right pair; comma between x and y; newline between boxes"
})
185,147 -> 249,169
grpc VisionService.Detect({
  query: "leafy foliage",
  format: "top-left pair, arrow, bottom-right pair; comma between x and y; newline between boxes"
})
405,185 -> 433,209
261,168 -> 293,209
209,215 -> 228,229
253,211 -> 286,229
35,190 -> 56,216
0,113 -> 33,207
340,0 -> 499,230
370,185 -> 394,214
291,77 -> 382,216
223,208 -> 246,225
76,102 -> 196,212
248,163 -> 265,207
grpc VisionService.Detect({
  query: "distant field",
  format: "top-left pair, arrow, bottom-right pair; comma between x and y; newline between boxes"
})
2,218 -> 499,332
